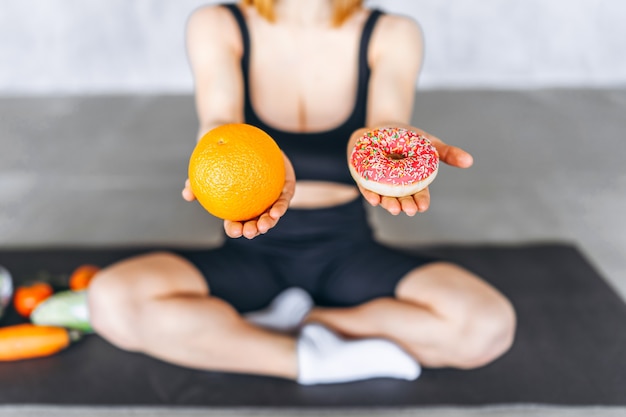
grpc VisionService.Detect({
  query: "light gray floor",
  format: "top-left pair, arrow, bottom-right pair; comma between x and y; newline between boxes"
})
1,89 -> 625,417
1,405 -> 626,417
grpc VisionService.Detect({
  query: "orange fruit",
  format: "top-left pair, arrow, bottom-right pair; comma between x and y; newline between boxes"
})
68,264 -> 100,291
188,123 -> 286,221
14,282 -> 54,318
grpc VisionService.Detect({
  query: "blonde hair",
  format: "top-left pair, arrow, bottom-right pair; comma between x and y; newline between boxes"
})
241,0 -> 363,27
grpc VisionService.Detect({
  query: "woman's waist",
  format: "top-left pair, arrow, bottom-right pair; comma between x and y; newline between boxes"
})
230,190 -> 372,244
290,180 -> 359,209
268,181 -> 370,239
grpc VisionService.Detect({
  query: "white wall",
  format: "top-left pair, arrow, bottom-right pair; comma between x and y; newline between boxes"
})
1,0 -> 625,94
383,0 -> 626,89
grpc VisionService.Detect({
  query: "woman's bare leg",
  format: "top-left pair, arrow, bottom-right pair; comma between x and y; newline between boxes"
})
88,252 -> 297,379
306,262 -> 516,369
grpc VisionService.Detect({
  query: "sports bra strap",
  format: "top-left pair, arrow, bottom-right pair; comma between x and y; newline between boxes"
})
356,9 -> 383,109
222,4 -> 250,76
359,10 -> 383,75
223,4 -> 383,84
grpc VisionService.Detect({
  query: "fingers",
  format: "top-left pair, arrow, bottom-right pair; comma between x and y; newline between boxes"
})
256,212 -> 278,234
358,185 -> 381,207
269,194 -> 290,220
380,196 -> 402,215
242,221 -> 260,239
265,182 -> 293,228
224,220 -> 243,239
269,178 -> 295,219
224,210 -> 281,240
413,187 -> 430,213
268,152 -> 295,220
436,143 -> 474,168
398,196 -> 418,217
361,183 -> 427,216
182,179 -> 196,201
411,127 -> 473,169
225,220 -> 265,239
426,136 -> 473,169
378,188 -> 431,216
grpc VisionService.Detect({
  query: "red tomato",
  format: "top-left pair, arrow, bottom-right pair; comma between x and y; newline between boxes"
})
14,282 -> 54,318
68,265 -> 100,291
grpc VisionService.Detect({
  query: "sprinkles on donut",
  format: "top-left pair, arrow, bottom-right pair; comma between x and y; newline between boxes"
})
349,127 -> 439,197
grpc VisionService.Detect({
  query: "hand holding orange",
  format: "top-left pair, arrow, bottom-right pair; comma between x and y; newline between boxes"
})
188,123 -> 286,222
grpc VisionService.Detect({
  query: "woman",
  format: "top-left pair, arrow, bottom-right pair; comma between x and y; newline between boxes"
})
87,0 -> 516,385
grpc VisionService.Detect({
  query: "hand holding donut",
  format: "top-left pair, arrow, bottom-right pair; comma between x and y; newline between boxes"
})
348,126 -> 473,216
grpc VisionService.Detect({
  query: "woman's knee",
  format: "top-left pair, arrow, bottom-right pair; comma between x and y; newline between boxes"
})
452,292 -> 517,369
88,264 -> 142,351
397,263 -> 516,369
88,251 -> 206,351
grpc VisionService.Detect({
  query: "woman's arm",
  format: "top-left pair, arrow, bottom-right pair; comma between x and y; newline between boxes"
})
186,6 -> 244,138
182,6 -> 243,202
183,6 -> 295,239
348,14 -> 473,216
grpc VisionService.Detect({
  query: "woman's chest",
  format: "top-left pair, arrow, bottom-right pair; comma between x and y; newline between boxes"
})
247,25 -> 363,131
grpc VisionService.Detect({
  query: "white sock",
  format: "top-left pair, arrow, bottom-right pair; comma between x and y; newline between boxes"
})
244,287 -> 313,332
297,323 -> 421,385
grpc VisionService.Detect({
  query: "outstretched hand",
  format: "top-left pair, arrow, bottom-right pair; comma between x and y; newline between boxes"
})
183,152 -> 296,239
356,127 -> 474,216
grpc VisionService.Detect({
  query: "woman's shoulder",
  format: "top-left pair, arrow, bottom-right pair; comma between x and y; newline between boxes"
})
373,11 -> 423,45
367,10 -> 423,62
186,4 -> 242,53
187,3 -> 234,26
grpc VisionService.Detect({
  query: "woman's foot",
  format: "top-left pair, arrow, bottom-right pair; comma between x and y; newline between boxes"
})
244,287 -> 314,333
297,323 -> 421,385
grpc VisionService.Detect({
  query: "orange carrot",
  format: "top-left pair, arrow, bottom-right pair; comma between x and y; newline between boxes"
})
0,324 -> 81,361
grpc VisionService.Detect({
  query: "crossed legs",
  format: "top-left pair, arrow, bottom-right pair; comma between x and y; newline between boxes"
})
88,251 -> 516,381
307,262 -> 516,369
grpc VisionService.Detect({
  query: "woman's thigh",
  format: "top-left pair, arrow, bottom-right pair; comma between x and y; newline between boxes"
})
90,251 -> 209,301
395,262 -> 514,319
91,245 -> 284,311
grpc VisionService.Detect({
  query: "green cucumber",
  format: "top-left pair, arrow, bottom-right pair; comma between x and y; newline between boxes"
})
31,290 -> 93,333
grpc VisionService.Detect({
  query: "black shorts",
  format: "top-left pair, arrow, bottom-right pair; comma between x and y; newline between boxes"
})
176,198 -> 436,313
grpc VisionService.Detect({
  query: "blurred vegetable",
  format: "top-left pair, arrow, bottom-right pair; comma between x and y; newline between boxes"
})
68,264 -> 100,291
0,266 -> 13,319
14,282 -> 54,318
0,323 -> 81,361
31,290 -> 93,333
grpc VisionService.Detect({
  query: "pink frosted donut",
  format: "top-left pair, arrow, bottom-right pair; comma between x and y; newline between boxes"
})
349,127 -> 439,197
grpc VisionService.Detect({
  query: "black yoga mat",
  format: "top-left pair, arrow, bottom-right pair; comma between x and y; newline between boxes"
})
0,243 -> 624,406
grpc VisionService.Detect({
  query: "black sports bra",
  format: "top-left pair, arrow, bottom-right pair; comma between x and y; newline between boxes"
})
223,4 -> 383,185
